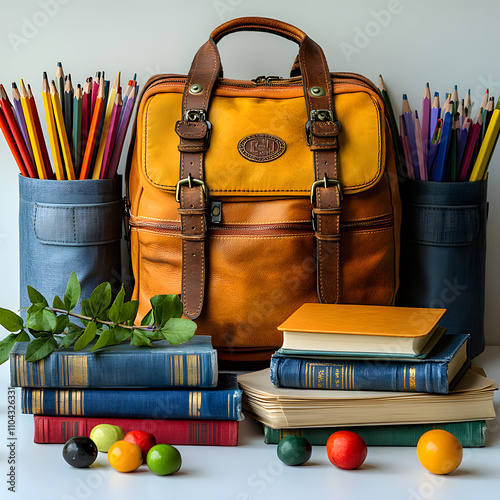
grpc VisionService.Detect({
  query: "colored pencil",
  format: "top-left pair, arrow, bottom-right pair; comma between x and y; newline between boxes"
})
50,81 -> 75,180
430,92 -> 441,148
421,83 -> 431,157
432,110 -> 453,181
0,85 -> 37,178
27,84 -> 54,179
81,78 -> 92,164
402,94 -> 420,180
19,80 -> 47,179
413,110 -> 427,180
11,83 -> 34,163
63,75 -> 74,156
79,77 -> 105,179
92,71 -> 120,179
457,118 -> 471,170
479,88 -> 489,110
90,72 -> 100,119
73,84 -> 82,177
458,110 -> 482,181
42,74 -> 65,180
450,112 -> 460,181
0,104 -> 29,177
100,88 -> 122,179
90,79 -> 109,177
451,85 -> 458,115
464,89 -> 472,118
107,85 -> 136,178
56,62 -> 65,117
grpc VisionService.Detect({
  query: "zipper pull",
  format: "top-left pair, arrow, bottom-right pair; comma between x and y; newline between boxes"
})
210,201 -> 222,224
251,75 -> 283,84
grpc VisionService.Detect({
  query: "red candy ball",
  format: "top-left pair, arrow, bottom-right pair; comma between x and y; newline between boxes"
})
123,431 -> 156,459
326,431 -> 367,470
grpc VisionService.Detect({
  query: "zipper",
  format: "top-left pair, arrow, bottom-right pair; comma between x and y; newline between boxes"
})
129,213 -> 394,235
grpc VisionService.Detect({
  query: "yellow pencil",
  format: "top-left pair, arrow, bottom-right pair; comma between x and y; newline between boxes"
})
91,71 -> 120,179
19,79 -> 46,179
50,80 -> 75,180
42,74 -> 65,180
469,107 -> 500,181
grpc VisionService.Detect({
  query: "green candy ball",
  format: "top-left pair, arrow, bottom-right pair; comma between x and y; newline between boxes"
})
277,435 -> 312,466
89,424 -> 124,452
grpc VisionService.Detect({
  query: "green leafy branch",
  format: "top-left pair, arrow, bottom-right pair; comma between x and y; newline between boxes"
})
0,272 -> 197,364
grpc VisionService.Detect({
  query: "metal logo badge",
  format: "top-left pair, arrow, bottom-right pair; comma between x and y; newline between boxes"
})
237,134 -> 286,163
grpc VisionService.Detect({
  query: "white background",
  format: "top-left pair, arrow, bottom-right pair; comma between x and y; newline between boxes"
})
0,1 -> 500,499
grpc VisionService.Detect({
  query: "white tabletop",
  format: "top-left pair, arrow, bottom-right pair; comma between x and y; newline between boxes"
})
0,347 -> 498,500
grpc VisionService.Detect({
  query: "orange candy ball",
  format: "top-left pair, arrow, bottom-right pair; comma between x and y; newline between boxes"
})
416,430 -> 463,475
107,440 -> 143,473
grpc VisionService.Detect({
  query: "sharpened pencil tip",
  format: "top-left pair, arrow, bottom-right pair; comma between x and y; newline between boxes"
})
434,92 -> 439,97
403,94 -> 407,100
12,82 -> 17,89
57,62 -> 62,67
43,71 -> 48,80
133,73 -> 137,81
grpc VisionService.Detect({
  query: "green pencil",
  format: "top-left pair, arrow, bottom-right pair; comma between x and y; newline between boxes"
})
73,84 -> 82,177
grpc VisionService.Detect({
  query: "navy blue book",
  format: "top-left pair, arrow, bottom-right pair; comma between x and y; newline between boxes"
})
270,334 -> 469,394
21,373 -> 242,420
10,336 -> 217,388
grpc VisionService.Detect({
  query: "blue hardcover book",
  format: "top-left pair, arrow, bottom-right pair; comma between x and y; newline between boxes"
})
21,373 -> 242,420
10,336 -> 217,388
270,334 -> 469,394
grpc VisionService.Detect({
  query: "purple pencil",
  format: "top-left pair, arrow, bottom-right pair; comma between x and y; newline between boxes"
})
106,85 -> 136,178
457,118 -> 471,168
11,82 -> 34,162
399,115 -> 414,180
421,83 -> 431,158
402,95 -> 420,180
430,92 -> 440,147
458,114 -> 482,181
100,89 -> 123,179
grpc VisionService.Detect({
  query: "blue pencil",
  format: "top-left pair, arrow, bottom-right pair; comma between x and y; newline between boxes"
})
402,94 -> 420,180
432,110 -> 453,181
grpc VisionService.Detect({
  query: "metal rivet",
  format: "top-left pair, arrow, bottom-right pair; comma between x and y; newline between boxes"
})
189,83 -> 204,94
317,111 -> 329,121
309,86 -> 325,97
212,206 -> 220,217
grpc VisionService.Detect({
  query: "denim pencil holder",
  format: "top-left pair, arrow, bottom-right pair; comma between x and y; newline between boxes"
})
19,175 -> 123,318
396,178 -> 488,359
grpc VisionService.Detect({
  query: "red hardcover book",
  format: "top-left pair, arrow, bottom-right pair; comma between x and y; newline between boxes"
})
33,415 -> 239,446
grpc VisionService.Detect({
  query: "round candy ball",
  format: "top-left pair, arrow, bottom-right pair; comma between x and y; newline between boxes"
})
277,435 -> 312,466
146,444 -> 182,476
123,430 -> 156,458
108,440 -> 143,473
326,431 -> 367,470
90,424 -> 124,452
417,430 -> 463,475
62,436 -> 98,468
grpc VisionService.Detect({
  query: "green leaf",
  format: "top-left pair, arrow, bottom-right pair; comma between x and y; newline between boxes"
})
161,318 -> 197,345
80,299 -> 92,325
140,309 -> 154,327
108,286 -> 125,324
26,309 -> 57,333
90,329 -> 120,352
0,331 -> 31,364
59,325 -> 84,348
27,302 -> 45,316
141,327 -> 164,341
64,272 -> 81,311
130,330 -> 153,347
27,286 -> 48,307
0,308 -> 24,332
15,331 -> 30,342
74,322 -> 98,351
90,283 -> 112,317
113,326 -> 132,343
150,294 -> 183,328
52,295 -> 67,311
53,315 -> 69,335
121,300 -> 139,323
25,336 -> 57,362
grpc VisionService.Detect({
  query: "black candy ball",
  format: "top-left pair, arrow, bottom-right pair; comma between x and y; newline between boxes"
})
62,436 -> 98,468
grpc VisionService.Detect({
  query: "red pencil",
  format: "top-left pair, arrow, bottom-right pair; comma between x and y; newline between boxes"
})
0,105 -> 28,176
28,83 -> 54,179
100,88 -> 122,178
81,78 -> 92,162
0,84 -> 37,178
90,72 -> 100,118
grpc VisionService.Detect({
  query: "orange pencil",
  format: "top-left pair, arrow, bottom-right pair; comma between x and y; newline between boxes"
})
0,84 -> 37,178
0,105 -> 28,176
27,84 -> 54,179
79,77 -> 105,179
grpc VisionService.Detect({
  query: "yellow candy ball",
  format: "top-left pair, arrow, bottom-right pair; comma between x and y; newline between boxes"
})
416,430 -> 463,475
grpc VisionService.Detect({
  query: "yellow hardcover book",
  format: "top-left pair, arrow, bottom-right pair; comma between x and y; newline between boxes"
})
277,304 -> 446,355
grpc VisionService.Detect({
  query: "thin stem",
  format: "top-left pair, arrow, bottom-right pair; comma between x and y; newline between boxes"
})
46,308 -> 152,331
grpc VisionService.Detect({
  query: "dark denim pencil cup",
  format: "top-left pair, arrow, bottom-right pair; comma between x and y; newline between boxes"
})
19,175 -> 123,318
396,178 -> 488,359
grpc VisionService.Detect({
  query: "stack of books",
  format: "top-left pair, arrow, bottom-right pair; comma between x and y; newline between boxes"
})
238,304 -> 496,447
10,336 -> 242,446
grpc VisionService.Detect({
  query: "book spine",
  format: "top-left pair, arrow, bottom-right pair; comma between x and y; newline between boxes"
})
264,421 -> 486,448
10,349 -> 217,388
33,415 -> 239,446
22,386 -> 242,420
270,356 -> 449,393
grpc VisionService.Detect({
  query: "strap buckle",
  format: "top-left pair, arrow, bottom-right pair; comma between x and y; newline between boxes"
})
310,174 -> 343,205
183,109 -> 212,148
175,173 -> 208,203
305,109 -> 341,146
